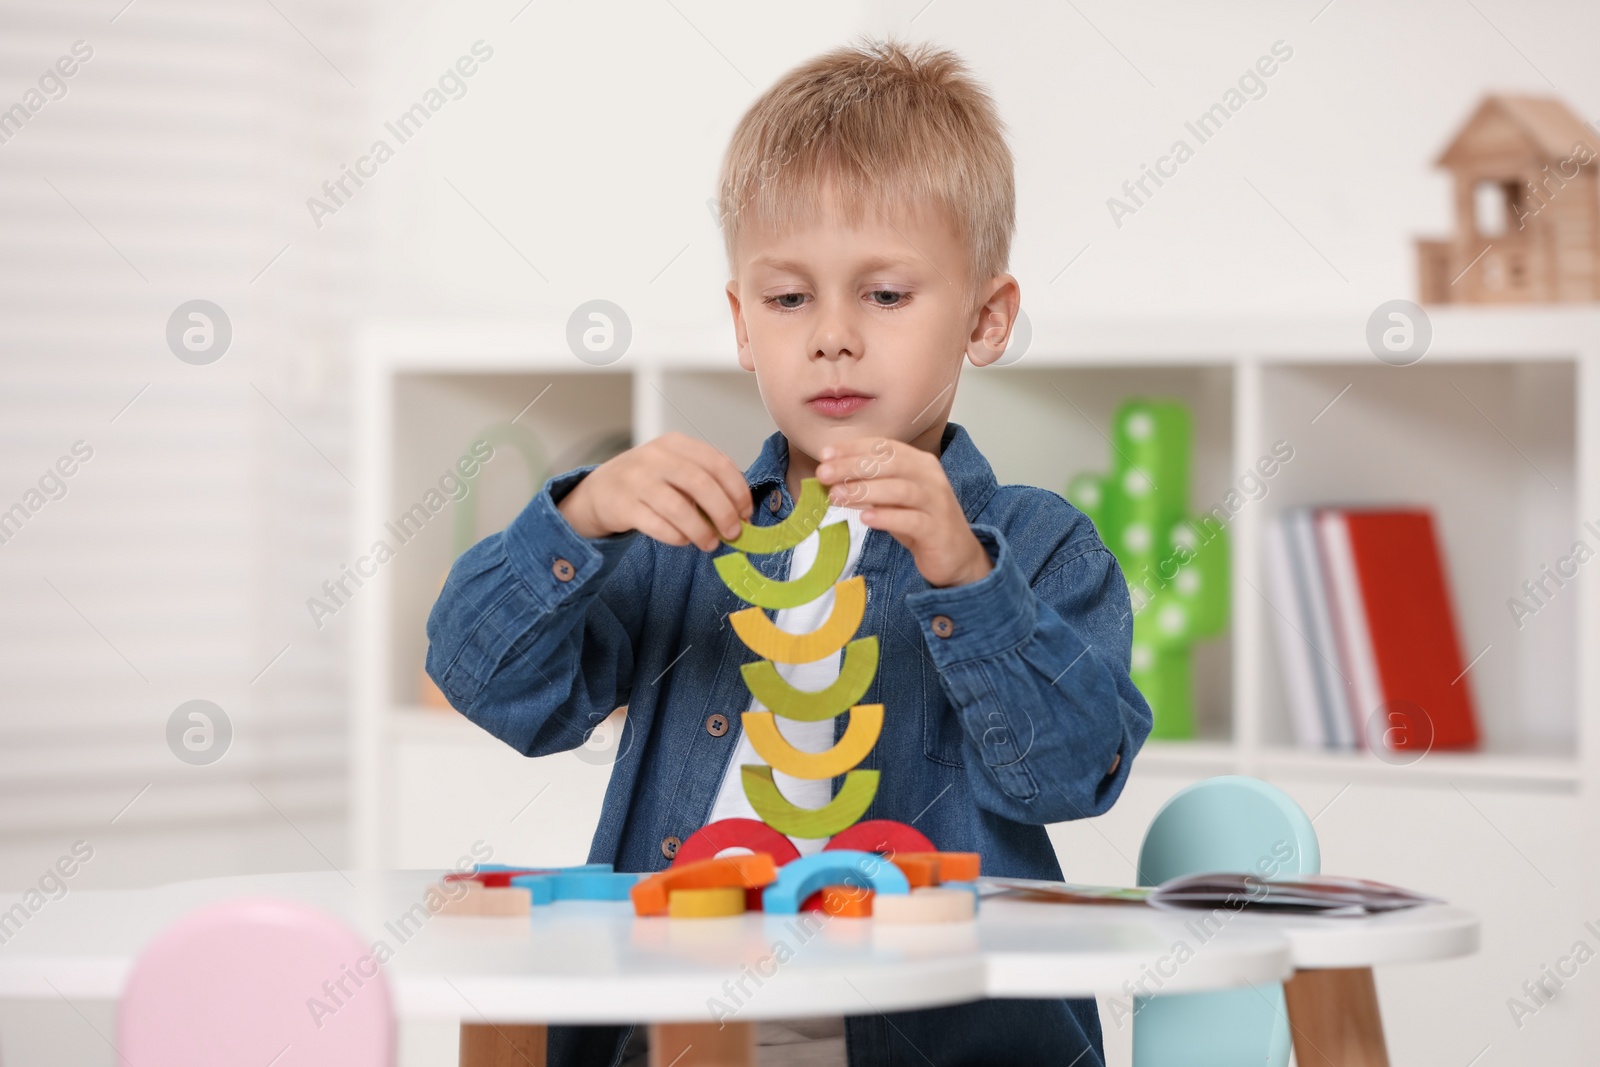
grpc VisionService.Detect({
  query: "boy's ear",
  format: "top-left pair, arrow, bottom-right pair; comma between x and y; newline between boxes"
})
965,273 -> 1021,369
727,279 -> 755,372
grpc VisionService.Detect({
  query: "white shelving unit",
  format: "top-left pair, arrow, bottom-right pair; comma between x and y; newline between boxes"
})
353,308 -> 1599,1062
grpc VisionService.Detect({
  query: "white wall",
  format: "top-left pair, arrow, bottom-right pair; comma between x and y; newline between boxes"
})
353,0 -> 1600,328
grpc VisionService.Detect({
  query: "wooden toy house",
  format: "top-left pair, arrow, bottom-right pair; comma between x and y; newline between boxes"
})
1416,95 -> 1600,304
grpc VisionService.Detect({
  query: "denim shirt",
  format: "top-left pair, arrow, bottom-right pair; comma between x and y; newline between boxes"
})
425,420 -> 1153,1067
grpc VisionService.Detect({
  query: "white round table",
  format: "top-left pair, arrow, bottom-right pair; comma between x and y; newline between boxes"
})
0,869 -> 1477,1066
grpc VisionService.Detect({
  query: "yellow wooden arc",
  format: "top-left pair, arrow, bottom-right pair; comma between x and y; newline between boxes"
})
729,576 -> 866,664
741,704 -> 884,780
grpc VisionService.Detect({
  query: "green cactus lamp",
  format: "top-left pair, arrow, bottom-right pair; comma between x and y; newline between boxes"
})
1065,400 -> 1228,740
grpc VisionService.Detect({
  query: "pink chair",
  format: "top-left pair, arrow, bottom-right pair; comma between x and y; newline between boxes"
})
117,896 -> 394,1066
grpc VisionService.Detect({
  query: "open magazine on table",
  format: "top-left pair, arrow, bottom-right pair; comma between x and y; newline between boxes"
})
975,872 -> 1442,918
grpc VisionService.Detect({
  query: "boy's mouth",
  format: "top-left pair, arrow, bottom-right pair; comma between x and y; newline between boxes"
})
806,387 -> 874,418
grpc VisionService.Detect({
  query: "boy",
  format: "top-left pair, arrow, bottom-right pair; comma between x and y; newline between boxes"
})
425,36 -> 1152,1067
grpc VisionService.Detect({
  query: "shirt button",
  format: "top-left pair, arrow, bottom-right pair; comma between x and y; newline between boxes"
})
767,488 -> 783,513
931,614 -> 955,638
705,713 -> 729,737
552,557 -> 576,582
1107,753 -> 1122,776
660,835 -> 681,860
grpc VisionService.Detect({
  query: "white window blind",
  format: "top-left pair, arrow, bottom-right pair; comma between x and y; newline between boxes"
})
0,0 -> 366,880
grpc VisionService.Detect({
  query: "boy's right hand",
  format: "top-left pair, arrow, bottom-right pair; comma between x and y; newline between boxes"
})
556,431 -> 754,552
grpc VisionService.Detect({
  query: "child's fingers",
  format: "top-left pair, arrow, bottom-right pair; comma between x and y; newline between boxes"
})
629,504 -> 695,548
642,480 -> 723,551
669,435 -> 753,521
668,462 -> 747,541
829,475 -> 918,509
851,502 -> 928,538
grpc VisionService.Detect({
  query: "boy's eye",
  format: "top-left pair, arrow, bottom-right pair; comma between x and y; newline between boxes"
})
760,290 -> 909,311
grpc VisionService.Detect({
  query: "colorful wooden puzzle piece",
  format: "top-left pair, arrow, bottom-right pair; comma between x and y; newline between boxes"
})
510,870 -> 641,904
896,851 -> 982,882
436,882 -> 533,916
762,850 -> 910,915
443,863 -> 610,888
871,886 -> 976,923
672,818 -> 801,866
703,478 -> 978,923
741,765 -> 879,839
741,703 -> 883,779
729,575 -> 865,663
715,522 -> 849,609
720,477 -> 830,555
824,820 -> 936,856
631,854 -> 777,916
739,637 -> 878,721
820,885 -> 873,917
667,886 -> 747,918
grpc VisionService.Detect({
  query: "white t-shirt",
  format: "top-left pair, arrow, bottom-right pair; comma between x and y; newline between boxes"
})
706,503 -> 871,857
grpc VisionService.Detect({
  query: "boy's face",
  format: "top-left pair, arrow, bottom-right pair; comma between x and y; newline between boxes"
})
725,175 -> 1019,474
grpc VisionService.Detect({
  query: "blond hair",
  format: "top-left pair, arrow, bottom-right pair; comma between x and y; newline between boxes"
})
717,36 -> 1014,309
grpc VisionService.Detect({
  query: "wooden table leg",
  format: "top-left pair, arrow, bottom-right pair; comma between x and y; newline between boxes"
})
649,1021 -> 754,1067
1283,967 -> 1391,1067
460,1023 -> 548,1067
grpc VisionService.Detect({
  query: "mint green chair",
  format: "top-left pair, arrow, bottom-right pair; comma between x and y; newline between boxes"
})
1132,775 -> 1319,1067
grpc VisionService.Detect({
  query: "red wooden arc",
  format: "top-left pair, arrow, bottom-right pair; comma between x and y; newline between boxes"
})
674,818 -> 802,866
824,819 -> 936,856
675,818 -> 801,911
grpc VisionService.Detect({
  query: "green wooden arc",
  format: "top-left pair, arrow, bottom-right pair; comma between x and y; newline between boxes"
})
740,765 -> 880,839
740,637 -> 879,722
721,477 -> 830,555
714,521 -> 849,609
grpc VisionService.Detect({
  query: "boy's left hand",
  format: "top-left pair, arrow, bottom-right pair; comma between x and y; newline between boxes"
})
816,435 -> 993,589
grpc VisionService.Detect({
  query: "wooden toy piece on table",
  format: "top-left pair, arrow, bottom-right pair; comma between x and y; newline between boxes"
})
672,819 -> 800,910
824,820 -> 935,856
443,863 -> 611,888
631,854 -> 778,917
762,850 -> 910,915
436,882 -> 533,916
895,852 -> 981,883
820,886 -> 873,917
672,819 -> 801,866
435,862 -> 616,915
510,870 -> 642,905
668,887 -> 747,918
802,850 -> 982,915
872,886 -> 976,924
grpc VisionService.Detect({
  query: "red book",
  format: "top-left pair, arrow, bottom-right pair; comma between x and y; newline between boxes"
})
1315,509 -> 1480,751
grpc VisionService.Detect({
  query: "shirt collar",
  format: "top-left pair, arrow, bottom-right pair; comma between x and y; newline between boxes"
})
742,420 -> 997,523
